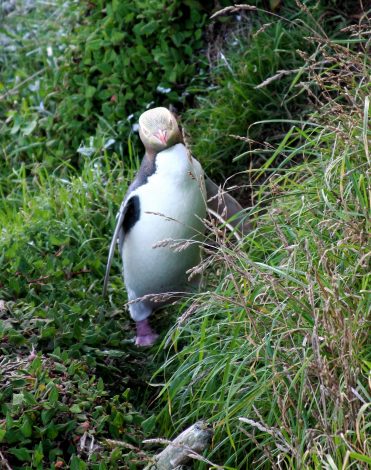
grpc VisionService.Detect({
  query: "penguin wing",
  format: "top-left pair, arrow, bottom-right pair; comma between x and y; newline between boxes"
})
102,197 -> 129,297
205,177 -> 251,235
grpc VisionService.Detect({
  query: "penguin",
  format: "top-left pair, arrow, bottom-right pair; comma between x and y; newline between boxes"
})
103,107 -> 249,346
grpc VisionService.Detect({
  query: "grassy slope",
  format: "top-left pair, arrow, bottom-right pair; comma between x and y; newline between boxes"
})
153,14 -> 371,470
184,1 -> 353,179
0,2 -> 149,468
0,1 -> 370,469
0,150 -> 152,468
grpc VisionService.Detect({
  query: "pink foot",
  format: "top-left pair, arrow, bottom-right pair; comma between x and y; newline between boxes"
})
135,319 -> 159,347
135,334 -> 159,347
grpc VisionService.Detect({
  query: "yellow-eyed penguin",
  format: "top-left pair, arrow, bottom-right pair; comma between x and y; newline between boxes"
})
104,107 -> 248,346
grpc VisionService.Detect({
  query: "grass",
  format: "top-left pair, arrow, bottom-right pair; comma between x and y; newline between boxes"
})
0,0 -> 370,469
0,0 -> 82,172
183,0 -> 353,179
151,14 -> 371,470
0,143 -> 154,467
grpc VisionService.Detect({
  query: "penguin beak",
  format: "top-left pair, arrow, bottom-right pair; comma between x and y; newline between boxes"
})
154,129 -> 168,145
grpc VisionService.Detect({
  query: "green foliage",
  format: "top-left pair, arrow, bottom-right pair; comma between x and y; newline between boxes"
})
183,1 -> 351,177
152,24 -> 371,469
0,352 -> 143,468
0,142 -> 156,466
57,0 -> 212,157
0,0 -> 81,176
0,0 -> 213,170
0,140 -> 140,367
1,1 -> 370,468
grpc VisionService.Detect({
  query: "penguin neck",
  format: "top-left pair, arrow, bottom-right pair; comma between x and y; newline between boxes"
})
128,152 -> 157,192
153,143 -> 189,177
130,143 -> 187,193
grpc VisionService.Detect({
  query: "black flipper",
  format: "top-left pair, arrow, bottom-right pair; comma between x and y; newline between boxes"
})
205,177 -> 251,235
103,199 -> 128,296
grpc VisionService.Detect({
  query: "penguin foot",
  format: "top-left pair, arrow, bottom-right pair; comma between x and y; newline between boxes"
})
135,319 -> 159,347
135,333 -> 159,347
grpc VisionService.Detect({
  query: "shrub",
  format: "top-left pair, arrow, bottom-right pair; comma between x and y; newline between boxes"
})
0,352 -> 143,469
0,0 -> 215,171
56,0 -> 215,158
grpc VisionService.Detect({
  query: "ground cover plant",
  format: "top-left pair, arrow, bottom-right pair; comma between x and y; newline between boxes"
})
0,148 -> 153,468
0,0 -> 216,170
0,0 -> 370,469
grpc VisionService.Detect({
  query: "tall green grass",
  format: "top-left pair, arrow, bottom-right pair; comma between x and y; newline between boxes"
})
183,0 -> 352,178
152,19 -> 370,470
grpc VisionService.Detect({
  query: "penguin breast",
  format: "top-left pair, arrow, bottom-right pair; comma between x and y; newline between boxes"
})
122,144 -> 206,298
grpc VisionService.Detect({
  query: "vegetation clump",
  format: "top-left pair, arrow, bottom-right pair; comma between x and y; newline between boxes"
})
0,0 -> 214,170
1,353 -> 143,469
153,9 -> 371,468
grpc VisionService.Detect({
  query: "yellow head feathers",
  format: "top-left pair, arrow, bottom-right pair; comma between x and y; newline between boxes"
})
138,107 -> 182,153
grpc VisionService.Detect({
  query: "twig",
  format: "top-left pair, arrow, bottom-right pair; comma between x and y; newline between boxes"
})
103,439 -> 141,451
210,4 -> 257,19
0,451 -> 12,470
255,69 -> 301,89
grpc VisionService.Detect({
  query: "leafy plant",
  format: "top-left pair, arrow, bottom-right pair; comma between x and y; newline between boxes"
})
0,352 -> 143,469
56,0 -> 213,158
0,0 -> 215,171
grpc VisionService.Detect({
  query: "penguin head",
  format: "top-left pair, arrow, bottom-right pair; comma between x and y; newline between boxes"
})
139,107 -> 182,153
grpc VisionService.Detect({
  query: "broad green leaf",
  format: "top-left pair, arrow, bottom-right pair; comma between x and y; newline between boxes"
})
12,393 -> 25,406
20,415 -> 33,438
69,404 -> 82,414
22,119 -> 37,136
9,447 -> 31,462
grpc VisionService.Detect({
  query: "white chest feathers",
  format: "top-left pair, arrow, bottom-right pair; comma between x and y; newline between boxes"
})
122,143 -> 207,299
